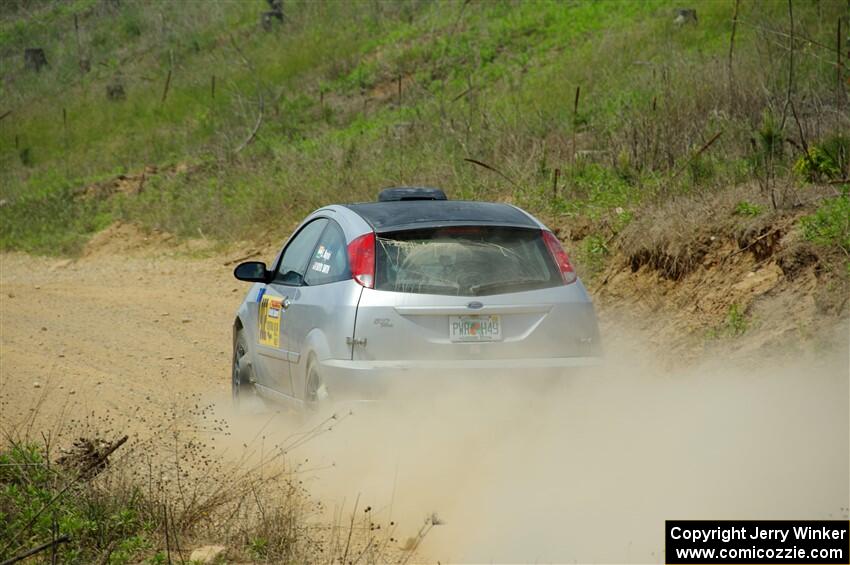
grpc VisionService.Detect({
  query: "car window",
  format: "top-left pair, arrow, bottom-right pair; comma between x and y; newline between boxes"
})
304,221 -> 350,285
275,218 -> 329,285
375,226 -> 560,296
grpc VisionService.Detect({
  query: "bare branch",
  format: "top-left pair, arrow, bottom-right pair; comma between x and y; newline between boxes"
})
229,35 -> 265,153
1,536 -> 70,565
728,0 -> 740,107
671,130 -> 724,180
463,158 -> 520,188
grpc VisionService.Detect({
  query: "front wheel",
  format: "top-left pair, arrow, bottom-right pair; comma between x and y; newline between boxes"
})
232,330 -> 253,406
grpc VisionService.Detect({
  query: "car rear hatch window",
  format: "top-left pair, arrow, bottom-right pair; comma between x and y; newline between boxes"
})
375,226 -> 560,296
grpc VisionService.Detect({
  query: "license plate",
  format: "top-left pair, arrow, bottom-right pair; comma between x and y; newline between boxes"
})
449,315 -> 502,342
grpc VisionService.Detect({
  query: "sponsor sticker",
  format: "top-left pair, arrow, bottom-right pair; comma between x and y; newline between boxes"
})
311,261 -> 330,274
258,295 -> 282,347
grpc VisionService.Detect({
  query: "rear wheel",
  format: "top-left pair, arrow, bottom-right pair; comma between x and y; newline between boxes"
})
232,330 -> 253,406
304,357 -> 329,410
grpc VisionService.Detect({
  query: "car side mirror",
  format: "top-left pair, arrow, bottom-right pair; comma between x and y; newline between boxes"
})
234,261 -> 269,283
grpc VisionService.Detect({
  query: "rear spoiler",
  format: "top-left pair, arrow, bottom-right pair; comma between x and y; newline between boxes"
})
378,187 -> 448,202
373,222 -> 540,234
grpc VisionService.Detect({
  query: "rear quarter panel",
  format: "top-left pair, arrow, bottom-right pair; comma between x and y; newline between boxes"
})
288,279 -> 363,399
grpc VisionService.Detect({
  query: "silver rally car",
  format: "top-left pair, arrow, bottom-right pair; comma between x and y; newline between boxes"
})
232,187 -> 601,408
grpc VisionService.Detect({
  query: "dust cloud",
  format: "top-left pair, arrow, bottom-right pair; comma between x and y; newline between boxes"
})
220,326 -> 849,564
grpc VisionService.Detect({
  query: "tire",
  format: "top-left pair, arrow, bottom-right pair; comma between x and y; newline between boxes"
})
304,357 -> 329,410
232,330 -> 253,406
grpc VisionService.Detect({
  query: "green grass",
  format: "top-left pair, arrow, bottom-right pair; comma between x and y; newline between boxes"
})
734,201 -> 763,217
0,172 -> 112,254
801,188 -> 850,257
706,303 -> 750,339
1,0 -> 847,255
794,134 -> 850,182
0,441 -> 153,564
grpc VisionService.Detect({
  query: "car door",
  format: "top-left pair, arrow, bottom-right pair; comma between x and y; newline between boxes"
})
255,218 -> 328,397
284,219 -> 362,400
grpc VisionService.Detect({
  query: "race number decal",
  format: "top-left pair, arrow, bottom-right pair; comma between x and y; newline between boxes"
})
258,295 -> 283,347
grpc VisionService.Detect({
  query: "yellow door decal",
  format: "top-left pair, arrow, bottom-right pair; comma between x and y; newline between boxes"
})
258,295 -> 283,348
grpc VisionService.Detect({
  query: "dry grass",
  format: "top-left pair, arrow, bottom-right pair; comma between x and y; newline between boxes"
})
612,179 -> 847,282
0,396 -> 423,564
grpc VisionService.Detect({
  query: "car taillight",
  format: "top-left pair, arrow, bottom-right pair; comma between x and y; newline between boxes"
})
541,230 -> 577,285
347,232 -> 376,288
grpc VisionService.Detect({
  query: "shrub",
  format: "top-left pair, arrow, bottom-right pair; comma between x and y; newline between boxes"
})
724,303 -> 749,336
800,189 -> 850,256
794,135 -> 850,182
819,134 -> 850,178
0,440 -> 148,564
707,303 -> 749,339
756,111 -> 784,161
733,201 -> 763,217
579,233 -> 609,277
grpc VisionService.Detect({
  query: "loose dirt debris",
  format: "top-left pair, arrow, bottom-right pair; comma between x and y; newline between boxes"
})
56,436 -> 128,479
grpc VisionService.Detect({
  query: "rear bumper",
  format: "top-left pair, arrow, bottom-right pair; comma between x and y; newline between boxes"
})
319,356 -> 602,400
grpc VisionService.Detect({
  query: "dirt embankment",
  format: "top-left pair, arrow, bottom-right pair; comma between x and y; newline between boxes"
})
581,189 -> 848,359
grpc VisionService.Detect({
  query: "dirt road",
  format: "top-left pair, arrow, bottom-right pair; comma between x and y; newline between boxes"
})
0,246 -> 244,428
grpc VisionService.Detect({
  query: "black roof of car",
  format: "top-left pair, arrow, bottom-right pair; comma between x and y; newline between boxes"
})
344,200 -> 538,232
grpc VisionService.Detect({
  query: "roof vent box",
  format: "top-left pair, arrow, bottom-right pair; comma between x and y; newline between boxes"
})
378,187 -> 448,202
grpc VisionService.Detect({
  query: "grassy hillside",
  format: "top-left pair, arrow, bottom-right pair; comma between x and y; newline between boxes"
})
1,0 -> 847,263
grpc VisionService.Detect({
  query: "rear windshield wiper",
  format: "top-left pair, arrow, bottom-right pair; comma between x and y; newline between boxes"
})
469,279 -> 550,295
390,282 -> 462,295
